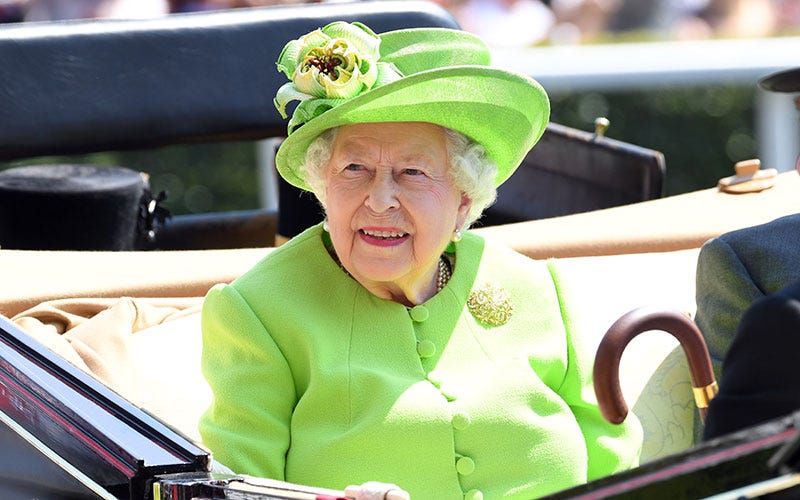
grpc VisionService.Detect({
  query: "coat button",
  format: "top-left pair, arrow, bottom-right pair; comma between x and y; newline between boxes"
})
417,339 -> 436,358
452,412 -> 471,430
409,305 -> 429,322
456,456 -> 475,476
464,489 -> 483,500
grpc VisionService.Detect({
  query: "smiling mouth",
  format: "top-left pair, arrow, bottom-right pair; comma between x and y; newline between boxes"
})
360,229 -> 408,240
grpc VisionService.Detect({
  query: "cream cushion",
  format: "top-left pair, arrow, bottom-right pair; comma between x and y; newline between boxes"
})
551,248 -> 698,462
127,314 -> 211,443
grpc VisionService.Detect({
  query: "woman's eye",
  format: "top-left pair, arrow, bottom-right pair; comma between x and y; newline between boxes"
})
403,168 -> 423,176
344,163 -> 363,172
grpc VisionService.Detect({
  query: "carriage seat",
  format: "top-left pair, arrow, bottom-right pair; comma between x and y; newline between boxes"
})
6,245 -> 700,464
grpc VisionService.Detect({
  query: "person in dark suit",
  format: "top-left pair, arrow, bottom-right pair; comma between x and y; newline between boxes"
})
695,66 -> 800,376
698,66 -> 800,440
703,279 -> 800,440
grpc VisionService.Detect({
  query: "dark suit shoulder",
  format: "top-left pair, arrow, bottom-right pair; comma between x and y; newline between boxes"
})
714,213 -> 800,246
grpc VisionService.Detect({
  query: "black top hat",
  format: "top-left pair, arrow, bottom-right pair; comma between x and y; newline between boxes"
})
759,68 -> 800,93
0,164 -> 164,251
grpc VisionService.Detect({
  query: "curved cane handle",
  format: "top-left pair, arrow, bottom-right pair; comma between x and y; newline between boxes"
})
594,307 -> 718,425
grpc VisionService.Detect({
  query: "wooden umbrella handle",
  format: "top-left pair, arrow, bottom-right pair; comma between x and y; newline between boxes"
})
593,307 -> 718,425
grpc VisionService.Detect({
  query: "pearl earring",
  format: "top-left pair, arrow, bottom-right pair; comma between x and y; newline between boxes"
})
323,219 -> 330,232
452,228 -> 463,242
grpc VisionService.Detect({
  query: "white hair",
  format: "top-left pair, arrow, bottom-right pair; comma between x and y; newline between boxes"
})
299,125 -> 498,227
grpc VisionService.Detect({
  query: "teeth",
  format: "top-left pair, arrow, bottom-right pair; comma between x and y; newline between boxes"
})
362,229 -> 406,238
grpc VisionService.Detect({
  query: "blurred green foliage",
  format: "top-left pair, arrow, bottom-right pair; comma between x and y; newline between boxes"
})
549,84 -> 757,196
1,84 -> 758,214
2,140 -> 261,216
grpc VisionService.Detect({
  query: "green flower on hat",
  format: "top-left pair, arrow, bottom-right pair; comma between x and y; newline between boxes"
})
274,21 -> 403,134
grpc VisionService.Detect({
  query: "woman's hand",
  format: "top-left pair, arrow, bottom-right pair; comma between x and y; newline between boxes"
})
344,481 -> 410,500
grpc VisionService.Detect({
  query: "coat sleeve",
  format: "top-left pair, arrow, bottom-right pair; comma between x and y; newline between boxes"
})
198,283 -> 297,479
703,280 -> 800,440
694,237 -> 764,375
546,261 -> 643,482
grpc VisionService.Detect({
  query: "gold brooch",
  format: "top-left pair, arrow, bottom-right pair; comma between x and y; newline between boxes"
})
468,283 -> 514,326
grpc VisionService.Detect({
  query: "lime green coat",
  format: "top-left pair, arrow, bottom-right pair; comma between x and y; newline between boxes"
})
199,224 -> 641,499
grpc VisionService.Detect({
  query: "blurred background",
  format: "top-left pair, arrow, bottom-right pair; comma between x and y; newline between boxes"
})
1,0 -> 798,216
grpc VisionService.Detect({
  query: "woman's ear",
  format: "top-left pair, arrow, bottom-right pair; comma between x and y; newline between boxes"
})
456,193 -> 472,229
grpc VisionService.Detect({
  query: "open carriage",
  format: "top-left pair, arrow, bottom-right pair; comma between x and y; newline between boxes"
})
1,1 -> 800,498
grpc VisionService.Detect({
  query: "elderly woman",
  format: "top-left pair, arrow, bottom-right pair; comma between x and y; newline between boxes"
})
199,21 -> 642,500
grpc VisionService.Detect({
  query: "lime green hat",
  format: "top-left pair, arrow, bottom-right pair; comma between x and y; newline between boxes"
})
273,21 -> 550,191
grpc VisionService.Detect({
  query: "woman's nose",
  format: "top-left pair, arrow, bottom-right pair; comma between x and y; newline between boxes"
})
364,173 -> 400,212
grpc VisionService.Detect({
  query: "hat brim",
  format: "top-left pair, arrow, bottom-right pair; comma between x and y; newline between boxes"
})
759,67 -> 800,93
275,65 -> 550,191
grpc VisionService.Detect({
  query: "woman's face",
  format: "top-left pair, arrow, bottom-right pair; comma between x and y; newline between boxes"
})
324,122 -> 471,304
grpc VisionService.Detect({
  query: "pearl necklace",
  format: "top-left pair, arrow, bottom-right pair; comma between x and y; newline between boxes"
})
436,256 -> 452,293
